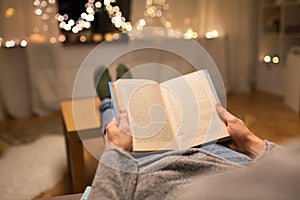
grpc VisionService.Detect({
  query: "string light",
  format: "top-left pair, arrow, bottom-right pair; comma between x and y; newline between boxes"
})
20,40 -> 28,47
264,55 -> 271,63
205,29 -> 219,39
184,29 -> 198,39
263,55 -> 280,64
53,0 -> 132,34
1,0 -> 223,48
135,0 -> 202,40
272,56 -> 280,64
137,0 -> 172,30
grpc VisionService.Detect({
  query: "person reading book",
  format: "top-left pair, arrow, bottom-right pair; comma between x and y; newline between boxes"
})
89,66 -> 283,199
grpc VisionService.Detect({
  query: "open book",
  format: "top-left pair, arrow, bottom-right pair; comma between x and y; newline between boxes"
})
109,70 -> 229,152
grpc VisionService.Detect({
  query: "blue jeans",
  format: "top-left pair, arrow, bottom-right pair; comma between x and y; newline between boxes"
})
100,99 -> 252,165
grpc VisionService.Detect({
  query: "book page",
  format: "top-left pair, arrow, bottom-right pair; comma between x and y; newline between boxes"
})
160,70 -> 229,149
113,79 -> 177,151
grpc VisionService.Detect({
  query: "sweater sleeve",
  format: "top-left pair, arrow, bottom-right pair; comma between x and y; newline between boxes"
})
255,140 -> 283,161
88,149 -> 138,200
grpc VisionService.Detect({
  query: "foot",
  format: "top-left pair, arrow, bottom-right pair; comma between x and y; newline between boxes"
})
116,63 -> 132,79
94,66 -> 112,100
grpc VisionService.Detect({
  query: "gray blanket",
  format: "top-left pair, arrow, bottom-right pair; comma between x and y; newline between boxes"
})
88,141 -> 284,199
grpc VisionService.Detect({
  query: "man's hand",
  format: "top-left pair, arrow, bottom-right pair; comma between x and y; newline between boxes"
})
105,108 -> 132,152
216,103 -> 264,159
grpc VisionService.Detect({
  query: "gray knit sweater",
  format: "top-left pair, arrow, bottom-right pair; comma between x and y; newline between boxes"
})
88,141 -> 280,200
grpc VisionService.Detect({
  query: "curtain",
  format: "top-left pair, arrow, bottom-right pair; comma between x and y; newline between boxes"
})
0,0 -> 64,118
131,0 -> 259,92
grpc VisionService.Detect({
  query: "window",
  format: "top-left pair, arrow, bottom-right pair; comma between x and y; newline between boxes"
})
56,0 -> 131,43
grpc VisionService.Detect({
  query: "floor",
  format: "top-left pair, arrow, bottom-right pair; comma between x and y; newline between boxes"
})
0,91 -> 299,198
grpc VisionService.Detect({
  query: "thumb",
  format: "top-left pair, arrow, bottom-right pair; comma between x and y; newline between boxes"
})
215,103 -> 226,122
119,108 -> 130,133
215,103 -> 236,125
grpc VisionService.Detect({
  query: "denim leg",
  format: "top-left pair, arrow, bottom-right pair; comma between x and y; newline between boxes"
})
100,98 -> 114,135
135,145 -> 252,164
201,144 -> 252,165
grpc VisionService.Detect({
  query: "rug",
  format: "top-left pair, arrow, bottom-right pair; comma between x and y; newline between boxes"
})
0,135 -> 67,200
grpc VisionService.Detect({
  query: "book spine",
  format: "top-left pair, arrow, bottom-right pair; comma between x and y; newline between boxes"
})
108,82 -> 120,124
204,69 -> 222,105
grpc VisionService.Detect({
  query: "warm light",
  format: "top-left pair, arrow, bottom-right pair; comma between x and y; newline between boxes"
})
112,16 -> 122,26
272,56 -> 280,64
30,34 -> 46,42
33,0 -> 40,6
184,18 -> 191,25
113,6 -> 120,12
53,0 -> 131,33
263,55 -> 271,63
35,8 -> 42,16
156,10 -> 162,17
95,1 -> 102,8
59,21 -> 66,29
40,1 -> 47,7
112,33 -> 120,40
205,30 -> 219,39
139,19 -> 146,26
105,33 -> 113,41
20,40 -> 28,47
81,13 -> 87,19
57,15 -> 64,22
68,19 -> 75,26
86,7 -> 94,14
205,32 -> 212,39
50,37 -> 57,44
147,6 -> 156,15
5,7 -> 15,18
164,21 -> 172,28
125,23 -> 132,31
79,36 -> 87,42
5,40 -> 15,48
92,34 -> 103,42
58,34 -> 66,42
64,24 -> 71,31
85,14 -> 94,21
192,32 -> 198,39
72,26 -> 79,33
184,29 -> 193,39
63,14 -> 69,20
48,0 -> 56,4
211,30 -> 219,38
104,0 -> 110,5
146,0 -> 153,5
83,22 -> 91,28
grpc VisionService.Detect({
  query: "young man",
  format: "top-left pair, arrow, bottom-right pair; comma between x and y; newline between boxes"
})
88,66 -> 291,200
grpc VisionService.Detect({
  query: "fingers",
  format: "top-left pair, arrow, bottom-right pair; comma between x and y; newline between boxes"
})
119,108 -> 128,126
105,108 -> 131,139
104,108 -> 132,152
215,103 -> 239,125
118,108 -> 130,134
215,103 -> 226,122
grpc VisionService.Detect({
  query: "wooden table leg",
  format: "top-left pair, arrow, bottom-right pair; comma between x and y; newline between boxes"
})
64,128 -> 86,193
